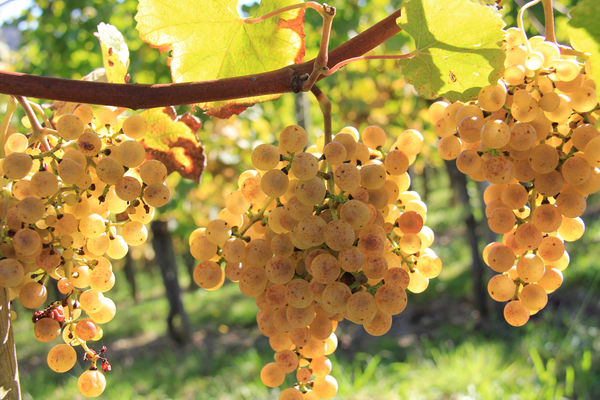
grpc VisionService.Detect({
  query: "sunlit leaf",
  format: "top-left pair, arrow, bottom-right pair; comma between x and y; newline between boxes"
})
568,0 -> 600,100
396,0 -> 505,101
135,0 -> 305,117
95,22 -> 129,84
141,107 -> 205,182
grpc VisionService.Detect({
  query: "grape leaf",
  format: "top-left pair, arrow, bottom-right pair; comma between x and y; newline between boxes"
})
396,0 -> 505,101
568,0 -> 600,101
95,23 -> 129,84
135,0 -> 305,117
140,108 -> 205,182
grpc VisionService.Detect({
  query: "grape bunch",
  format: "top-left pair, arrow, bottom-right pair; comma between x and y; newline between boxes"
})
0,103 -> 170,397
190,124 -> 441,398
428,27 -> 599,326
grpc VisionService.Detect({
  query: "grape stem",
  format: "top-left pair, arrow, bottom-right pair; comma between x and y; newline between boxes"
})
244,1 -> 326,24
310,85 -> 335,197
517,0 -> 542,54
323,53 -> 416,76
238,197 -> 274,237
540,0 -> 556,45
302,4 -> 336,91
0,9 -> 403,108
0,96 -> 17,157
15,96 -> 44,136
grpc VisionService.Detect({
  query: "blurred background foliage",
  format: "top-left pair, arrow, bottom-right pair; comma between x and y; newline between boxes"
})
1,0 -> 600,399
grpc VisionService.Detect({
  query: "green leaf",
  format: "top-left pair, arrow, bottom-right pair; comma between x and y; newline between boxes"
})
396,0 -> 505,101
95,22 -> 129,84
140,108 -> 205,182
135,0 -> 305,117
568,0 -> 600,101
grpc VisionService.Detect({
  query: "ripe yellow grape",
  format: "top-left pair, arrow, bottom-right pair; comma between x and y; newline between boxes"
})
0,258 -> 24,288
193,261 -> 225,290
3,152 -> 33,179
519,283 -> 548,312
34,318 -> 61,342
487,274 -> 516,302
57,114 -> 85,140
504,300 -> 530,326
78,369 -> 106,398
313,375 -> 338,399
260,362 -> 285,388
122,114 -> 147,139
19,281 -> 47,309
323,141 -> 347,166
143,183 -> 170,208
47,344 -> 77,373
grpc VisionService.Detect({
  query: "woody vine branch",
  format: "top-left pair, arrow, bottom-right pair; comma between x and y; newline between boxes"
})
0,9 -> 402,109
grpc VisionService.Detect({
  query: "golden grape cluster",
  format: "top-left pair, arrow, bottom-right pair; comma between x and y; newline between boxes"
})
429,28 -> 599,326
190,124 -> 441,398
0,104 -> 169,397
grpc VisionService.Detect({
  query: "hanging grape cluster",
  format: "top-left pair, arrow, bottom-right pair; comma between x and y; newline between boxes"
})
190,124 -> 441,398
429,27 -> 599,326
0,105 -> 169,397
